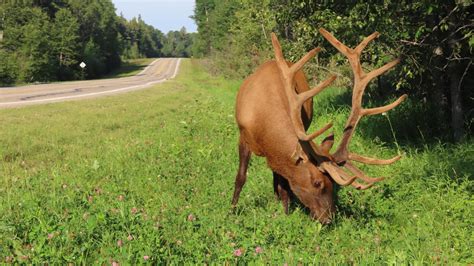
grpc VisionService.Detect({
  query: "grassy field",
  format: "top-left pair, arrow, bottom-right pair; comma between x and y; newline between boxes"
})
0,60 -> 472,264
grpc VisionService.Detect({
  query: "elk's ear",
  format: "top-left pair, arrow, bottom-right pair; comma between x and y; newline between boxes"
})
321,133 -> 334,154
291,144 -> 308,165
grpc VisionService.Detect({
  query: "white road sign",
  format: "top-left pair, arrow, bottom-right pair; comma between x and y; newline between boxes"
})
80,62 -> 86,68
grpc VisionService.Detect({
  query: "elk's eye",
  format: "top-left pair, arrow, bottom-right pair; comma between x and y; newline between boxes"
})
313,180 -> 322,188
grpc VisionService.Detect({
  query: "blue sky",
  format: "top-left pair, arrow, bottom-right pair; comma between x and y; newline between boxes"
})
112,0 -> 197,33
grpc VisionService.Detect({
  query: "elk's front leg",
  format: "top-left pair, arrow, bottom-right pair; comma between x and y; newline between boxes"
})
273,172 -> 290,214
231,138 -> 251,207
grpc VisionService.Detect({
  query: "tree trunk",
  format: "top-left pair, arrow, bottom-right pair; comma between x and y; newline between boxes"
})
430,52 -> 449,134
427,13 -> 449,135
448,61 -> 464,142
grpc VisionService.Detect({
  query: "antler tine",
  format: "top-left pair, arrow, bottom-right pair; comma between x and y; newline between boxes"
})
271,33 -> 320,79
349,153 -> 401,165
344,162 -> 385,183
271,33 -> 287,72
319,152 -> 387,190
363,94 -> 407,116
322,162 -> 377,190
355,32 -> 380,54
351,181 -> 375,190
318,28 -> 407,165
294,75 -> 336,142
364,59 -> 400,83
271,33 -> 337,147
300,122 -> 333,142
321,162 -> 357,186
331,163 -> 379,190
291,48 -> 321,76
318,28 -> 352,57
296,75 -> 337,107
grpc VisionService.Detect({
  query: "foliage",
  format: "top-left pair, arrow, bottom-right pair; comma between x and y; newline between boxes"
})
269,0 -> 473,142
0,4 -> 56,83
0,50 -> 18,84
117,14 -> 164,59
192,0 -> 473,141
193,0 -> 275,77
192,0 -> 216,56
0,60 -> 472,264
161,27 -> 196,58
83,39 -> 106,79
52,8 -> 80,80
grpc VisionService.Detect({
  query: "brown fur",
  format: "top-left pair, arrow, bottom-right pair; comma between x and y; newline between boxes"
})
232,60 -> 335,223
231,29 -> 405,224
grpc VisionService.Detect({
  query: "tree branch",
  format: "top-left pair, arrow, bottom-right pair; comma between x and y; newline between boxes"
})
458,60 -> 472,93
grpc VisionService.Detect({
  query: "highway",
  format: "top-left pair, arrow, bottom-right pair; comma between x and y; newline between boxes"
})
0,58 -> 181,108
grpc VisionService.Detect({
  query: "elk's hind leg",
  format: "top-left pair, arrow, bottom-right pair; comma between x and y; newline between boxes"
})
273,172 -> 290,214
231,138 -> 251,207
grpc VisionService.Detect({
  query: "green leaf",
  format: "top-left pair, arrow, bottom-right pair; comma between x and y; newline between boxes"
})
427,6 -> 433,15
468,35 -> 474,48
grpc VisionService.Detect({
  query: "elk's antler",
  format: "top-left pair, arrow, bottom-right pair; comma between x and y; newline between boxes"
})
317,28 -> 408,189
271,33 -> 336,156
270,29 -> 407,189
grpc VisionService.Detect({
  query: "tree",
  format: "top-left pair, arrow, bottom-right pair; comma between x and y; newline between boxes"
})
52,8 -> 79,80
1,4 -> 56,83
192,0 -> 216,56
193,0 -> 473,141
83,39 -> 105,78
161,28 -> 194,57
116,14 -> 168,59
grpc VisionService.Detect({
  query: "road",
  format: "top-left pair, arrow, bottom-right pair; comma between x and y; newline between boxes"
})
0,58 -> 181,108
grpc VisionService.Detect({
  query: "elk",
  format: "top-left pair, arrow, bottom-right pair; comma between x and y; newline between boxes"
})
232,28 -> 407,224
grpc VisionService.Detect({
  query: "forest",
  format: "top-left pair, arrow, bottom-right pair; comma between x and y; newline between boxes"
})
0,0 -> 195,84
192,0 -> 473,143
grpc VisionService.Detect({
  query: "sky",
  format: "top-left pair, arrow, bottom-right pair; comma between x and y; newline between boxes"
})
112,0 -> 197,33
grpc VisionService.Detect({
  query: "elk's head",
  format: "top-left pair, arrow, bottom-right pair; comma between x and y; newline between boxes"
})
288,157 -> 335,223
271,29 -> 407,223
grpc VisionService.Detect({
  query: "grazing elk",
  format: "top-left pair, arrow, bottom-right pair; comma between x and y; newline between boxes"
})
232,28 -> 407,224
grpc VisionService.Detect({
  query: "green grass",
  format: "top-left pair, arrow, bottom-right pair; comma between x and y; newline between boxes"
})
0,60 -> 472,264
102,58 -> 156,79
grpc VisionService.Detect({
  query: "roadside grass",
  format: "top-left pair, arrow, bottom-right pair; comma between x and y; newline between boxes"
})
0,60 -> 472,264
102,58 -> 156,79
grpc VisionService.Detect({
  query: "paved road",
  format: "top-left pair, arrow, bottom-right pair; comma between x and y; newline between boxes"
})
0,58 -> 181,108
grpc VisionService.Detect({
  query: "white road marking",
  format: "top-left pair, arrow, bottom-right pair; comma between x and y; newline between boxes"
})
0,58 -> 181,107
170,58 -> 182,79
137,59 -> 160,76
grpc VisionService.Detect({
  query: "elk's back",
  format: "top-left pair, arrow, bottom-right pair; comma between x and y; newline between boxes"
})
235,61 -> 312,159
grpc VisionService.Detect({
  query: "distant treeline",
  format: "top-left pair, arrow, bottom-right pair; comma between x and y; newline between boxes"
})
192,0 -> 473,142
0,0 -> 195,84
